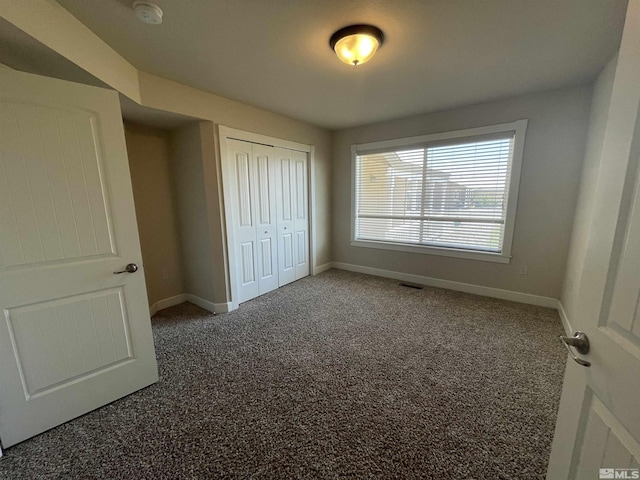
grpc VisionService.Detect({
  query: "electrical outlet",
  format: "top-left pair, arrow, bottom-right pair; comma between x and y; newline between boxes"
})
519,265 -> 528,275
161,269 -> 169,281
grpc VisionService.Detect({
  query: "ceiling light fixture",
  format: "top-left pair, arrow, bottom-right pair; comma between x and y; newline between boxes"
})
329,24 -> 384,66
133,1 -> 163,25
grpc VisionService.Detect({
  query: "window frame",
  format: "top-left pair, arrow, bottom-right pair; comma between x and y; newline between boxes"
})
350,120 -> 528,264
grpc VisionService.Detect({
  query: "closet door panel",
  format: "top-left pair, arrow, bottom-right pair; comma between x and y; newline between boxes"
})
253,144 -> 278,295
275,148 -> 296,286
292,150 -> 310,279
228,140 -> 259,303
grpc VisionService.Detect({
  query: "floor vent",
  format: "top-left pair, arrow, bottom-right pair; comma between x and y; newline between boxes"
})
400,282 -> 423,290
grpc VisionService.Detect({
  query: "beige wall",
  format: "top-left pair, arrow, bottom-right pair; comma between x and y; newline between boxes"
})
124,122 -> 185,307
561,57 -> 617,322
332,85 -> 592,299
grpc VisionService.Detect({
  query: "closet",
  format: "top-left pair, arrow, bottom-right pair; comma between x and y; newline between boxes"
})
226,139 -> 309,304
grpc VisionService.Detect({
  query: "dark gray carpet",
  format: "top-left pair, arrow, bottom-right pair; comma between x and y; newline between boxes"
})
0,269 -> 566,479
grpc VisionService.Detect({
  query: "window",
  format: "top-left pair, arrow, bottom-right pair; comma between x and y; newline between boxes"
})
351,120 -> 527,263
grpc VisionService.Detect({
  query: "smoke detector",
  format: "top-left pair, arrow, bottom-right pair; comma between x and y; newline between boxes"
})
133,1 -> 163,25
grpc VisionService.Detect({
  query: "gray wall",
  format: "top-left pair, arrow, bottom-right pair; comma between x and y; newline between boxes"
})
331,85 -> 593,299
124,122 -> 185,307
170,122 -> 217,304
561,57 -> 617,319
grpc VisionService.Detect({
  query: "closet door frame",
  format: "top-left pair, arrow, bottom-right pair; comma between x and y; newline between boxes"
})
219,126 -> 316,311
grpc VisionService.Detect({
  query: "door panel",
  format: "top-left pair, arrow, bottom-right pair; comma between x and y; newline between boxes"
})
260,238 -> 274,278
275,148 -> 296,286
283,233 -> 294,269
7,289 -> 132,398
240,241 -> 256,286
292,150 -> 309,280
0,103 -> 115,266
574,393 -> 640,479
252,144 -> 278,295
228,141 -> 278,302
0,69 -> 157,447
236,150 -> 253,228
296,230 -> 307,267
228,140 -> 259,303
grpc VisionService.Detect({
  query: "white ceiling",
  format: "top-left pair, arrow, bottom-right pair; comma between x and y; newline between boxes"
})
55,0 -> 627,130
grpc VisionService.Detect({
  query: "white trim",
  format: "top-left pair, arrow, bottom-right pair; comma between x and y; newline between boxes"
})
309,145 -> 318,276
331,262 -> 558,308
350,144 -> 358,248
350,119 -> 527,264
501,120 -> 527,257
218,126 -> 311,153
149,294 -> 188,316
218,130 -> 240,312
213,302 -> 233,314
185,294 -> 224,314
149,293 -> 230,315
353,120 -> 528,153
349,239 -> 511,263
556,300 -> 572,335
313,262 -> 333,275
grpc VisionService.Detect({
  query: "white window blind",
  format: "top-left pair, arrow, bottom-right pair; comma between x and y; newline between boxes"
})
355,134 -> 515,253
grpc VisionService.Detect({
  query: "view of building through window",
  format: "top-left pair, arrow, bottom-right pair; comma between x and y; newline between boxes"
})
355,136 -> 514,252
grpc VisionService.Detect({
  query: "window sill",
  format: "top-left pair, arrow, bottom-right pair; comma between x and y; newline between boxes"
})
350,239 -> 512,264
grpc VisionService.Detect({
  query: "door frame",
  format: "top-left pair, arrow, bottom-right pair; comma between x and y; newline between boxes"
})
218,126 -> 316,311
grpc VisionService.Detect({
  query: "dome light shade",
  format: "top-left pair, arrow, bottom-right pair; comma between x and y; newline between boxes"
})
330,25 -> 384,66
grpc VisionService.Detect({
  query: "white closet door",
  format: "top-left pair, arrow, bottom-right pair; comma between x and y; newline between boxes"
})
292,150 -> 310,280
227,140 -> 307,304
252,144 -> 279,295
275,148 -> 296,286
228,139 -> 259,303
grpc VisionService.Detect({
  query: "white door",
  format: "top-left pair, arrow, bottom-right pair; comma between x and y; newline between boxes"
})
227,140 -> 278,303
252,144 -> 279,295
275,147 -> 296,286
292,150 -> 310,280
227,139 -> 260,303
547,3 -> 640,478
0,70 -> 158,447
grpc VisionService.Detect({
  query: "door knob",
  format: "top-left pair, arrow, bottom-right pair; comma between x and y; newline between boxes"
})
559,331 -> 591,367
114,263 -> 138,274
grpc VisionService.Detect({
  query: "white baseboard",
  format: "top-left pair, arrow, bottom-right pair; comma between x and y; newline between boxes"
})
313,262 -> 333,275
556,300 -> 572,335
185,294 -> 231,314
213,301 -> 232,314
331,262 -> 559,308
149,294 -> 188,317
149,264 -> 563,319
150,293 -> 230,316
